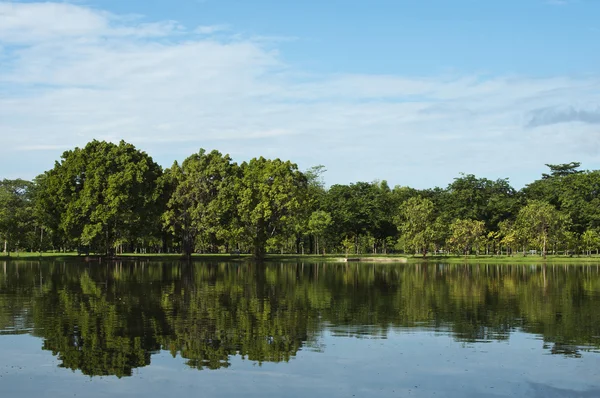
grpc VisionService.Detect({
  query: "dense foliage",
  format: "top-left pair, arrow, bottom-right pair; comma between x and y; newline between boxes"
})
2,141 -> 600,257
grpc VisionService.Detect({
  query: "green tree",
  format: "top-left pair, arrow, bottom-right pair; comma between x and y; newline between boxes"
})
395,196 -> 436,257
163,150 -> 239,256
523,163 -> 597,235
582,229 -> 600,256
307,210 -> 332,255
447,219 -> 486,256
236,157 -> 308,259
444,174 -> 519,233
542,162 -> 583,179
323,181 -> 395,254
37,140 -> 163,255
0,179 -> 35,253
515,200 -> 570,258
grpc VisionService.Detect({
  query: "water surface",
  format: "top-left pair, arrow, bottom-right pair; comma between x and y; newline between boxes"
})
1,261 -> 599,397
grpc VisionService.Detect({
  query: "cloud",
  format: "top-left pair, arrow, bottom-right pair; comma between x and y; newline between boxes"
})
14,144 -> 70,151
0,2 -> 182,43
194,24 -> 229,35
546,0 -> 573,5
528,106 -> 600,127
0,1 -> 599,189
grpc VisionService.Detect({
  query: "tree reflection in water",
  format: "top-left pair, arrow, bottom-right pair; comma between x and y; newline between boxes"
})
0,261 -> 599,377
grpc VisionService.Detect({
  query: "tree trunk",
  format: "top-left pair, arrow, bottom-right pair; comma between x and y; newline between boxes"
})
3,240 -> 6,254
253,225 -> 266,260
543,233 -> 547,259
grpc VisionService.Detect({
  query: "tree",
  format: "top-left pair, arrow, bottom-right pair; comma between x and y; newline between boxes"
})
37,140 -> 163,255
498,220 -> 520,256
323,181 -> 396,254
447,219 -> 486,256
0,179 -> 35,253
395,196 -> 436,257
582,229 -> 600,256
307,211 -> 332,255
236,157 -> 308,259
305,165 -> 327,208
524,167 -> 600,235
555,171 -> 600,234
515,200 -> 570,258
163,150 -> 239,256
444,174 -> 519,233
542,162 -> 582,179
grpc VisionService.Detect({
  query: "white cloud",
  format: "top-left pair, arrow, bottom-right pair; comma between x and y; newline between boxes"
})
0,1 -> 599,188
194,24 -> 229,35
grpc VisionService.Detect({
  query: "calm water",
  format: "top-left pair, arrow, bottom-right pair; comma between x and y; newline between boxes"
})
1,261 -> 600,397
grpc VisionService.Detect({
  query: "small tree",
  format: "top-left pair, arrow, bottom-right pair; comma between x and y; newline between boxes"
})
582,229 -> 600,256
307,210 -> 332,255
341,236 -> 355,257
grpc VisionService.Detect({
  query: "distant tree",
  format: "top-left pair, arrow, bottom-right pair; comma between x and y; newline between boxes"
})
307,210 -> 332,255
0,179 -> 35,253
515,200 -> 570,258
395,196 -> 436,257
444,174 -> 519,233
582,229 -> 600,256
323,181 -> 395,254
542,162 -> 583,179
447,219 -> 486,256
498,220 -> 517,256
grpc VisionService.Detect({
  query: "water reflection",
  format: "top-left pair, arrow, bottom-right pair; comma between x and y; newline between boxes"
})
1,261 -> 599,377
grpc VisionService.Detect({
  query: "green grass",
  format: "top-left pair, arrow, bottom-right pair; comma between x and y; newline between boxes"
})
1,251 -> 598,265
0,251 -> 80,259
404,254 -> 600,264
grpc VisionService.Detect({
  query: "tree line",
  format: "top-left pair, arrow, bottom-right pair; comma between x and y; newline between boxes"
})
1,140 -> 600,258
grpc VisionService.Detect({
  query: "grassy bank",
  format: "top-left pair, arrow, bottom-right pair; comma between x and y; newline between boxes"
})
1,252 -> 599,264
0,252 -> 403,263
405,254 -> 600,264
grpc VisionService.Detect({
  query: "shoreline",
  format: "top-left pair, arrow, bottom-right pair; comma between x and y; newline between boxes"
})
1,252 -> 600,264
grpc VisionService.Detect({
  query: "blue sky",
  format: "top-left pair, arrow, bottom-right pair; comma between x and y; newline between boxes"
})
94,0 -> 600,76
1,0 -> 599,188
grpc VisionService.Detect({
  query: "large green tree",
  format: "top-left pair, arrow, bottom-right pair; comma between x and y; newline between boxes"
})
163,149 -> 239,255
236,157 -> 308,259
323,181 -> 396,254
38,140 -> 163,255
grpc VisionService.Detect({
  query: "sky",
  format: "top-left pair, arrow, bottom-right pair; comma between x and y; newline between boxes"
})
1,0 -> 599,189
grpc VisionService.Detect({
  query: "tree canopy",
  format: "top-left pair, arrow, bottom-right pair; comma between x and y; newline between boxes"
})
2,140 -> 600,257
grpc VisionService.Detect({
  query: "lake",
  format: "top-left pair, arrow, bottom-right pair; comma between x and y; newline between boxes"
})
1,260 -> 599,397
